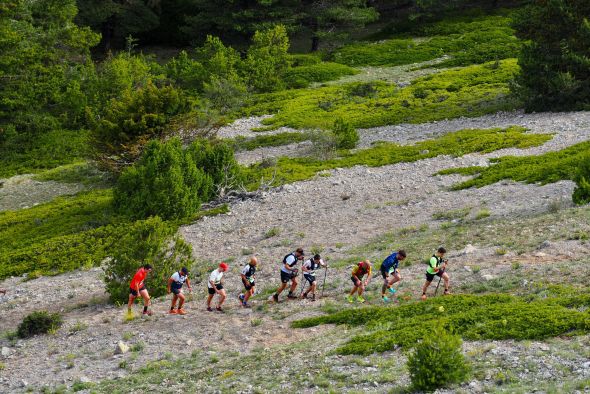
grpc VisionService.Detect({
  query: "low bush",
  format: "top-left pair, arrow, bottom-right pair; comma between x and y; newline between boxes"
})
115,138 -> 240,220
229,132 -> 309,152
573,154 -> 590,205
284,62 -> 358,89
0,129 -> 90,178
292,294 -> 590,354
103,216 -> 194,302
242,60 -> 520,130
407,326 -> 470,391
17,311 -> 63,338
242,126 -> 550,189
90,82 -> 189,173
114,138 -> 213,221
332,13 -> 520,68
332,118 -> 359,149
438,141 -> 590,193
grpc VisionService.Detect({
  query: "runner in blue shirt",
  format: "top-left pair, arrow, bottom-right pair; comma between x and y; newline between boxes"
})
380,250 -> 406,302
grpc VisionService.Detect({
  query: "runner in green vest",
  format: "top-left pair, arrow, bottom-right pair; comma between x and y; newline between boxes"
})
421,247 -> 450,300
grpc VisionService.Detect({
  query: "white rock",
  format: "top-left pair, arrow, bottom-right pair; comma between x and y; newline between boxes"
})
1,347 -> 10,357
462,244 -> 477,255
114,341 -> 129,354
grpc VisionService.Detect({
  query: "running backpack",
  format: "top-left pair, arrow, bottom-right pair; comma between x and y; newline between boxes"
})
283,253 -> 296,267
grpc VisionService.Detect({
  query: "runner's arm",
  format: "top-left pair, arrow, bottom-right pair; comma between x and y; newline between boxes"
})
186,278 -> 192,292
167,278 -> 173,293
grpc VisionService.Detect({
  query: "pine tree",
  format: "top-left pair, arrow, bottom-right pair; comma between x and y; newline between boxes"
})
512,0 -> 590,112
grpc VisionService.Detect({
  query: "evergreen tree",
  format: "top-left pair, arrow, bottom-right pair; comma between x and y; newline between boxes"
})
0,0 -> 99,135
76,0 -> 160,51
512,0 -> 590,111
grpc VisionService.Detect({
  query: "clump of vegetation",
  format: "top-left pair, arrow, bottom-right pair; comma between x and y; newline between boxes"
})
573,155 -> 590,205
243,60 -> 520,130
103,216 -> 195,302
292,294 -> 590,354
115,138 -> 240,220
333,13 -> 520,68
512,1 -> 590,112
242,126 -> 550,189
229,133 -> 308,152
332,118 -> 359,149
407,326 -> 470,391
284,62 -> 358,89
114,138 -> 212,221
90,82 -> 188,173
17,311 -> 63,338
438,142 -> 590,198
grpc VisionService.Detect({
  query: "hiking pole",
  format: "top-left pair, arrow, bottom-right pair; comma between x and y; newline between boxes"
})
299,270 -> 307,298
434,275 -> 443,296
321,266 -> 328,298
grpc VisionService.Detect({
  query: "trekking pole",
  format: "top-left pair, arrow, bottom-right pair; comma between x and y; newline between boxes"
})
321,266 -> 328,298
299,270 -> 307,297
434,275 -> 443,296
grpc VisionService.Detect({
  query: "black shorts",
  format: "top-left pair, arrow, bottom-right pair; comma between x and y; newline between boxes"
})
129,286 -> 146,296
425,270 -> 444,282
304,273 -> 316,284
242,278 -> 255,291
351,276 -> 361,286
281,270 -> 296,283
171,288 -> 182,295
208,284 -> 223,295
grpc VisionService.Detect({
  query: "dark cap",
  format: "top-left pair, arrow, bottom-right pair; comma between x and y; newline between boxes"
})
181,267 -> 189,275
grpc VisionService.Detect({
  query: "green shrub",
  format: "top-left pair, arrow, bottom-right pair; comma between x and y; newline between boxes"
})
292,294 -> 590,354
332,118 -> 359,149
203,76 -> 247,115
407,327 -> 470,391
512,1 -> 590,111
229,132 -> 308,152
332,14 -> 520,68
244,25 -> 291,93
573,155 -> 590,205
0,129 -> 90,178
103,216 -> 194,302
438,141 -> 590,193
284,62 -> 358,88
91,82 -> 188,173
187,138 -> 241,193
114,138 -> 213,220
242,60 -> 520,130
17,311 -> 63,338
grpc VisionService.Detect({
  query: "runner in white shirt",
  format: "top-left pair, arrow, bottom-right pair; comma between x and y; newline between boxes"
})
272,248 -> 305,302
207,262 -> 228,312
301,254 -> 327,301
167,267 -> 192,315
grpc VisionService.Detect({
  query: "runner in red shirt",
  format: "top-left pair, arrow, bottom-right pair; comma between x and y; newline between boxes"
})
127,264 -> 153,316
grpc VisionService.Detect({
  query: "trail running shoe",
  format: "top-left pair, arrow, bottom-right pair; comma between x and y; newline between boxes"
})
239,294 -> 245,301
421,294 -> 427,301
388,287 -> 397,294
216,307 -> 224,313
346,295 -> 354,303
142,310 -> 153,316
177,309 -> 187,315
301,293 -> 308,299
382,296 -> 389,303
287,293 -> 297,299
242,303 -> 251,308
169,309 -> 177,314
443,289 -> 450,295
207,307 -> 213,312
272,294 -> 279,303
357,296 -> 365,303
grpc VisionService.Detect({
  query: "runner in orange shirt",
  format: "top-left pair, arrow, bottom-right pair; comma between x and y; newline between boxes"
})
128,264 -> 153,316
